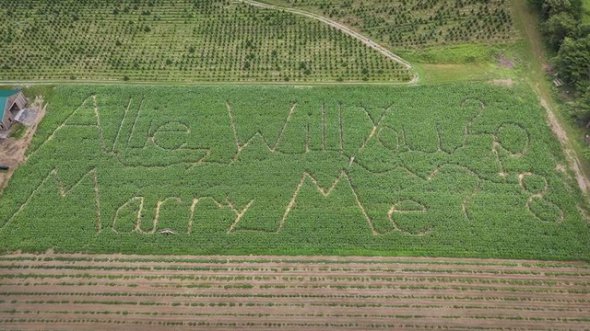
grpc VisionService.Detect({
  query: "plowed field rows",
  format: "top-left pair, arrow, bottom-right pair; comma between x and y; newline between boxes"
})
0,254 -> 589,330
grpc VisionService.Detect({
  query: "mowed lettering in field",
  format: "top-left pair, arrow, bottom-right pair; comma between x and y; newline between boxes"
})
0,85 -> 586,257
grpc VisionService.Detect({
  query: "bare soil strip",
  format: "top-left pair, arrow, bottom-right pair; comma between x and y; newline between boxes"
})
0,254 -> 588,330
541,97 -> 590,195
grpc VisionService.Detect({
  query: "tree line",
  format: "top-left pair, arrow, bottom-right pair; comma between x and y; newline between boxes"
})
529,0 -> 590,130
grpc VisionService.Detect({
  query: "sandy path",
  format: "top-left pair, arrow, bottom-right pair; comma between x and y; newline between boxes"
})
540,96 -> 590,194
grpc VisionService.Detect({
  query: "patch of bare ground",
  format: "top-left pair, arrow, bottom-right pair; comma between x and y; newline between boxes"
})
0,97 -> 46,191
498,55 -> 515,69
0,254 -> 588,330
490,79 -> 514,87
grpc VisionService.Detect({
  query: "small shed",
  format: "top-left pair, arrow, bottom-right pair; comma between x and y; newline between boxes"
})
0,89 -> 27,133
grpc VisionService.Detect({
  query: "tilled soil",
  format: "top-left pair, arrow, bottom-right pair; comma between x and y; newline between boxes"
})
0,254 -> 588,330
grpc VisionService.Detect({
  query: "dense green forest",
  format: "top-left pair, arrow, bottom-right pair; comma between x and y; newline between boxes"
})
529,0 -> 590,134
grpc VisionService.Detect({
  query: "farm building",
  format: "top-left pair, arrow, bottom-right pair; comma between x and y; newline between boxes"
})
0,89 -> 27,134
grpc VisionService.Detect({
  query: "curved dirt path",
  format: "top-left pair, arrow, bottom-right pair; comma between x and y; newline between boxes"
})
238,0 -> 418,84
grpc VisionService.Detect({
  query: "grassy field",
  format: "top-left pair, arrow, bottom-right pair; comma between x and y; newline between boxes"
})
0,83 -> 587,259
584,0 -> 590,23
0,0 -> 411,83
261,0 -> 515,49
256,0 -> 520,84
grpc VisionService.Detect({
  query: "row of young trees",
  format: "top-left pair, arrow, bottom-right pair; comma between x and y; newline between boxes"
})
0,0 -> 411,82
529,0 -> 590,129
272,0 -> 514,49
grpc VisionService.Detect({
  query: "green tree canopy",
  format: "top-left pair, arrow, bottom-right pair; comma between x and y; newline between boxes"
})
542,0 -> 583,19
555,34 -> 590,89
543,12 -> 578,50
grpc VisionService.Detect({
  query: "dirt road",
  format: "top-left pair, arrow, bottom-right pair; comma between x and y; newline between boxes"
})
510,0 -> 589,196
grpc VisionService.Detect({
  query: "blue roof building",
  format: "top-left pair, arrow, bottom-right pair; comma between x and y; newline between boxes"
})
0,89 -> 27,132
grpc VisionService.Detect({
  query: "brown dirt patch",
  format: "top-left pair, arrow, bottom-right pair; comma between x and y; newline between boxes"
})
0,253 -> 588,330
498,55 -> 515,69
490,78 -> 514,87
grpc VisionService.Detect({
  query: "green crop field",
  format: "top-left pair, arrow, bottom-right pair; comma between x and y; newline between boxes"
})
584,0 -> 590,23
261,0 -> 515,49
0,83 -> 587,259
0,0 -> 411,83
